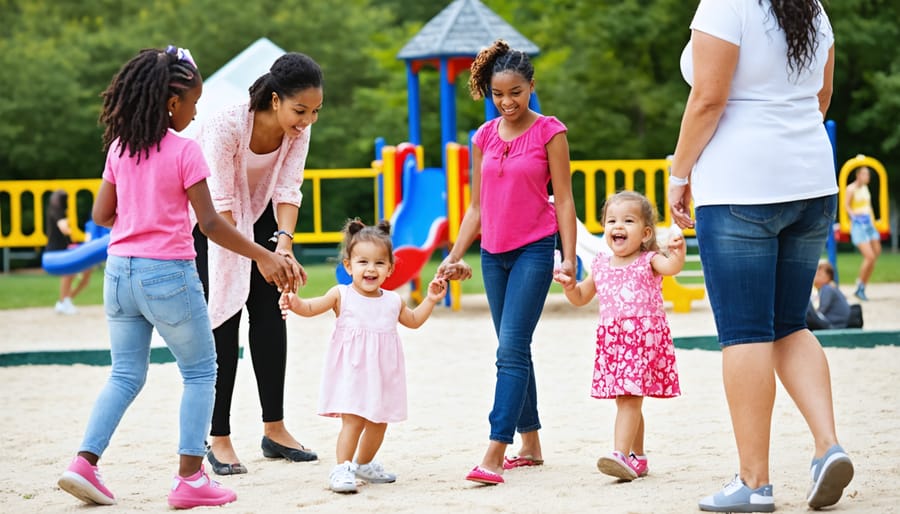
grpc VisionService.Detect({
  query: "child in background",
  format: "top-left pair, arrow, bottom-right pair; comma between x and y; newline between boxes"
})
554,191 -> 685,481
845,166 -> 881,301
57,45 -> 300,509
806,260 -> 851,330
45,189 -> 93,314
279,219 -> 447,493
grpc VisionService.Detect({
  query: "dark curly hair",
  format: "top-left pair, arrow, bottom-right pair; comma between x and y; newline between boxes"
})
764,0 -> 824,75
248,52 -> 323,112
340,218 -> 394,264
467,39 -> 534,100
99,47 -> 200,162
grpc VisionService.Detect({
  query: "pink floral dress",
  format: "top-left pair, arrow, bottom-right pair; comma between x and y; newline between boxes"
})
590,251 -> 681,399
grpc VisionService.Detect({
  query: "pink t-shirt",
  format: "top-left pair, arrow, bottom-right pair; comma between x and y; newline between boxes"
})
473,115 -> 567,253
103,130 -> 211,259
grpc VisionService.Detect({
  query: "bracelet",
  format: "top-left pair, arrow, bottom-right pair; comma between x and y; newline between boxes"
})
668,174 -> 689,186
269,230 -> 294,243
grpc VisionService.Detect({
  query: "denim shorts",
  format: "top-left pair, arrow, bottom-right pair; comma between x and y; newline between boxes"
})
850,215 -> 880,245
695,195 -> 836,346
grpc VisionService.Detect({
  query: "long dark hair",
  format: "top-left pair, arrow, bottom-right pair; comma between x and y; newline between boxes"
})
99,47 -> 201,162
467,39 -> 534,100
764,0 -> 824,74
248,52 -> 323,112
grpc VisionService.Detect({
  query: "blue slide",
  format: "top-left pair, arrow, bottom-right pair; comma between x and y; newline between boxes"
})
42,221 -> 110,276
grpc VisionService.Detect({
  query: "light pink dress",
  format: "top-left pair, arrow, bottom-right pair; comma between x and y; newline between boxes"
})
590,251 -> 681,399
318,285 -> 408,423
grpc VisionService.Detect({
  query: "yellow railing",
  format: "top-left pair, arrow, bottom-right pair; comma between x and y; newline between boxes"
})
0,179 -> 101,247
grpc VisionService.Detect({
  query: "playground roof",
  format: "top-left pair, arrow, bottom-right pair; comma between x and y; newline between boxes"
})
397,0 -> 539,60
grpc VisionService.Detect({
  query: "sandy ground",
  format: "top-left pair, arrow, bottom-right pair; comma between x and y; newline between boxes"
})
1,283 -> 899,513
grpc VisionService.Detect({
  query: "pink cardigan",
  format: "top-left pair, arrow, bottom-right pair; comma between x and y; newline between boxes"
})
196,103 -> 309,328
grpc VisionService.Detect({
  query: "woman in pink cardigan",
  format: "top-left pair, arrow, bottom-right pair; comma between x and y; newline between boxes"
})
193,52 -> 323,475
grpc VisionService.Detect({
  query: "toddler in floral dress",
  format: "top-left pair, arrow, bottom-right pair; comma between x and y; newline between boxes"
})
554,191 -> 685,481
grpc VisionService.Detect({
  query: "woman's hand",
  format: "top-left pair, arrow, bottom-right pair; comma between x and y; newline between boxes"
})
275,249 -> 307,291
668,183 -> 695,230
437,256 -> 472,281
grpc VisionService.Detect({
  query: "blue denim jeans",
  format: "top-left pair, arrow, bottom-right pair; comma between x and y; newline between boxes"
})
79,256 -> 217,457
481,235 -> 554,444
695,195 -> 837,346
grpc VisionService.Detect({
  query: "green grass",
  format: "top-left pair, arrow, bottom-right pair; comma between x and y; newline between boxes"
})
1,249 -> 898,310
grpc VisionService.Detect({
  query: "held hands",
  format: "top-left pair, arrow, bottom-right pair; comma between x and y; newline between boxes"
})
436,256 -> 472,281
279,291 -> 299,320
668,182 -> 695,230
666,227 -> 686,258
425,276 -> 449,303
257,250 -> 306,293
553,259 -> 577,291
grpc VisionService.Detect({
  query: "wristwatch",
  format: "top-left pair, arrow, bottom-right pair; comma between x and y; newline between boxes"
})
269,230 -> 294,243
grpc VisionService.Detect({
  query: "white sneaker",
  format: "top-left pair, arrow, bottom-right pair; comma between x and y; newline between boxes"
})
55,298 -> 78,315
355,460 -> 396,484
329,461 -> 357,493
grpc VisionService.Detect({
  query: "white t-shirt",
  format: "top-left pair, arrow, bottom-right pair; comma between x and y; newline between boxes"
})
680,0 -> 837,206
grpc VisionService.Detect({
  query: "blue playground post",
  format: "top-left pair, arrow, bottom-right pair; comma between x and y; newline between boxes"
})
825,120 -> 839,284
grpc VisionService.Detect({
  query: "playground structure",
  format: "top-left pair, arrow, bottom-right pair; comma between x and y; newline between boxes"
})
0,0 -> 891,314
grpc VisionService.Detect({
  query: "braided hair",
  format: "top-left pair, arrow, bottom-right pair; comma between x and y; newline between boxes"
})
99,47 -> 200,162
248,52 -> 323,112
468,39 -> 534,100
764,0 -> 823,75
340,218 -> 394,264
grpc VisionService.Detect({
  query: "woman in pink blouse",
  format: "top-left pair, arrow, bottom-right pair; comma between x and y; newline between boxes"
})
193,52 -> 323,475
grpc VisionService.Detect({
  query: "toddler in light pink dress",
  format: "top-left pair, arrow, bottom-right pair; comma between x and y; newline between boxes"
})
280,219 -> 446,493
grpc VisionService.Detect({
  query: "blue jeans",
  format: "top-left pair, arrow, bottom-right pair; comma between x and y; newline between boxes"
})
695,195 -> 837,346
79,256 -> 217,457
481,235 -> 554,444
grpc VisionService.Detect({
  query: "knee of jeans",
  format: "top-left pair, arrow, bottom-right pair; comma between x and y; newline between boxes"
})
496,343 -> 531,370
179,355 -> 218,384
110,368 -> 148,399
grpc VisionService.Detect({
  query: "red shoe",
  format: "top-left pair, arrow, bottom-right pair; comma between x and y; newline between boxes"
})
167,465 -> 237,509
465,465 -> 504,485
502,455 -> 544,470
58,456 -> 116,505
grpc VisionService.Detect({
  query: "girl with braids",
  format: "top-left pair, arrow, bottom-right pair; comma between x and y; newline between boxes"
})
192,52 -> 323,475
57,46 -> 300,509
279,219 -> 447,493
436,39 -> 577,485
669,1 -> 853,511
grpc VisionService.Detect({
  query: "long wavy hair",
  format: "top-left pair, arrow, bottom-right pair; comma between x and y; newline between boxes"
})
764,0 -> 824,74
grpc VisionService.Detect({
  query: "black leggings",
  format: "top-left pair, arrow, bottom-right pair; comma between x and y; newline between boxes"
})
194,205 -> 288,436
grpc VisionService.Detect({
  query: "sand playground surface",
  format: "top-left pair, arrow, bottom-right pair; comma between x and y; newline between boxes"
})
1,283 -> 899,513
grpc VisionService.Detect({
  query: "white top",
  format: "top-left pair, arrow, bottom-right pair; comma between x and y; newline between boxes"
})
680,0 -> 837,206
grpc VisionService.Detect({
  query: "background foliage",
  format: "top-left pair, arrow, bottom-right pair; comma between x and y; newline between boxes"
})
1,0 -> 898,204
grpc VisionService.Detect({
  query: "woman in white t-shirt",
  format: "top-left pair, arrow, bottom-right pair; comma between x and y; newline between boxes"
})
668,1 -> 853,512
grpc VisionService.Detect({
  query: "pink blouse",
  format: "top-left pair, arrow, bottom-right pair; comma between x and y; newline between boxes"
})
473,115 -> 567,253
196,103 -> 310,328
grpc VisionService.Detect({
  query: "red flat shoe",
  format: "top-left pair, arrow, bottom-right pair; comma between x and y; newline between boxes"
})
502,455 -> 544,470
465,466 -> 504,485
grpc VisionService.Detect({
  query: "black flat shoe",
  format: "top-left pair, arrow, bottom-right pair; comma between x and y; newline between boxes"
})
206,448 -> 248,476
261,435 -> 318,462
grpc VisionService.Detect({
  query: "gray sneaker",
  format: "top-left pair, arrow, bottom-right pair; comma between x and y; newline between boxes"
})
807,444 -> 854,509
329,461 -> 357,493
355,460 -> 396,484
699,475 -> 774,513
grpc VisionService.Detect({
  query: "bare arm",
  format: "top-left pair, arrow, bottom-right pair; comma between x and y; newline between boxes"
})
91,179 -> 117,228
818,45 -> 835,117
188,179 -> 300,292
398,278 -> 448,329
274,202 -> 307,284
668,30 -> 739,229
437,145 -> 483,281
651,233 -> 686,277
279,285 -> 341,319
547,132 -> 578,283
554,271 -> 596,307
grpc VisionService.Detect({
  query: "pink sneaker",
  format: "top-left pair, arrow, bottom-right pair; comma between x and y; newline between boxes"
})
167,465 -> 237,509
57,455 -> 116,505
629,453 -> 649,477
596,450 -> 639,481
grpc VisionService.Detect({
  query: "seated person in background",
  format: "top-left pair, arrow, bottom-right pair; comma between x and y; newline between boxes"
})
806,260 -> 850,330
